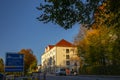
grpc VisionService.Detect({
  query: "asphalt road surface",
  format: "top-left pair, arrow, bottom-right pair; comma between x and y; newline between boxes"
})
14,73 -> 120,80
45,74 -> 120,80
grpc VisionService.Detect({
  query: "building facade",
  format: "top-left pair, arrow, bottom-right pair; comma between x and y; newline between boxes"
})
41,39 -> 80,73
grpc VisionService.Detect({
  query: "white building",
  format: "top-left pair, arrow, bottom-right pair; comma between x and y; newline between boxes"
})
41,39 -> 80,73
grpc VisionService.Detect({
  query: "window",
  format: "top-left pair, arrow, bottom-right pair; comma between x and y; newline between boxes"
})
66,49 -> 69,53
66,55 -> 70,59
66,61 -> 70,65
49,57 -> 52,65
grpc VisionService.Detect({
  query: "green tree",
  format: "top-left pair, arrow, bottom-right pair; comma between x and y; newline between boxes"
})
0,58 -> 4,72
94,0 -> 120,57
75,26 -> 116,74
37,0 -> 120,29
92,0 -> 120,74
72,0 -> 120,74
19,49 -> 37,73
37,0 -> 104,29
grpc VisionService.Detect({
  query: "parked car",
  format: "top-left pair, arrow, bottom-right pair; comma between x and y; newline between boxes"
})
55,68 -> 66,76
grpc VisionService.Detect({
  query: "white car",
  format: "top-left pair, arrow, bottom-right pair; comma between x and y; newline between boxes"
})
55,68 -> 66,76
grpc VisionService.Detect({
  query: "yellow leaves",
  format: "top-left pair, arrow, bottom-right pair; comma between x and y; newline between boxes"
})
77,38 -> 88,52
98,2 -> 107,11
76,26 -> 114,50
0,58 -> 4,72
19,49 -> 37,72
84,29 -> 100,46
70,55 -> 80,61
86,29 -> 99,37
99,5 -> 104,10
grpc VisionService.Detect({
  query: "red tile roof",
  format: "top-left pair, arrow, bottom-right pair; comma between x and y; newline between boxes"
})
55,39 -> 74,47
45,39 -> 74,52
48,45 -> 54,49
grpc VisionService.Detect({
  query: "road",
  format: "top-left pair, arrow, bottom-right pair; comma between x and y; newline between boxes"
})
44,74 -> 120,80
15,73 -> 120,80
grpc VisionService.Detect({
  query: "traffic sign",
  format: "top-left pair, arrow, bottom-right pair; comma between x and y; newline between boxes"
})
5,53 -> 24,72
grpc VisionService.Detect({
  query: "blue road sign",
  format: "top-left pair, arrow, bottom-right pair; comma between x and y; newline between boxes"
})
5,53 -> 24,72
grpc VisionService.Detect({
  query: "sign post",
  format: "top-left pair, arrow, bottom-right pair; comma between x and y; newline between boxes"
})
5,53 -> 24,72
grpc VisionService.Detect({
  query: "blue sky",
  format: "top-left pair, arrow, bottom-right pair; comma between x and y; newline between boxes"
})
0,0 -> 80,64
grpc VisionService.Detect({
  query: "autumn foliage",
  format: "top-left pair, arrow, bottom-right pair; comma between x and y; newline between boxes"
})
19,49 -> 37,73
0,58 -> 4,72
74,0 -> 120,74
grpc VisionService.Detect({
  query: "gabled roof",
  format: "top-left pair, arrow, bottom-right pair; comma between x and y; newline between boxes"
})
44,39 -> 74,53
48,45 -> 54,49
55,39 -> 74,47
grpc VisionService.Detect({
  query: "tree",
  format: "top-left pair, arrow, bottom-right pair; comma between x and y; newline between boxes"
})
74,25 -> 88,45
86,27 -> 114,65
37,0 -> 105,29
0,58 -> 4,72
37,0 -> 120,29
75,26 -> 116,74
72,0 -> 120,74
19,49 -> 37,73
92,1 -> 120,74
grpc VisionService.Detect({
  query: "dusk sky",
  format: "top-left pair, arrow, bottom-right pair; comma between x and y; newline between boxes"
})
0,0 -> 80,64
